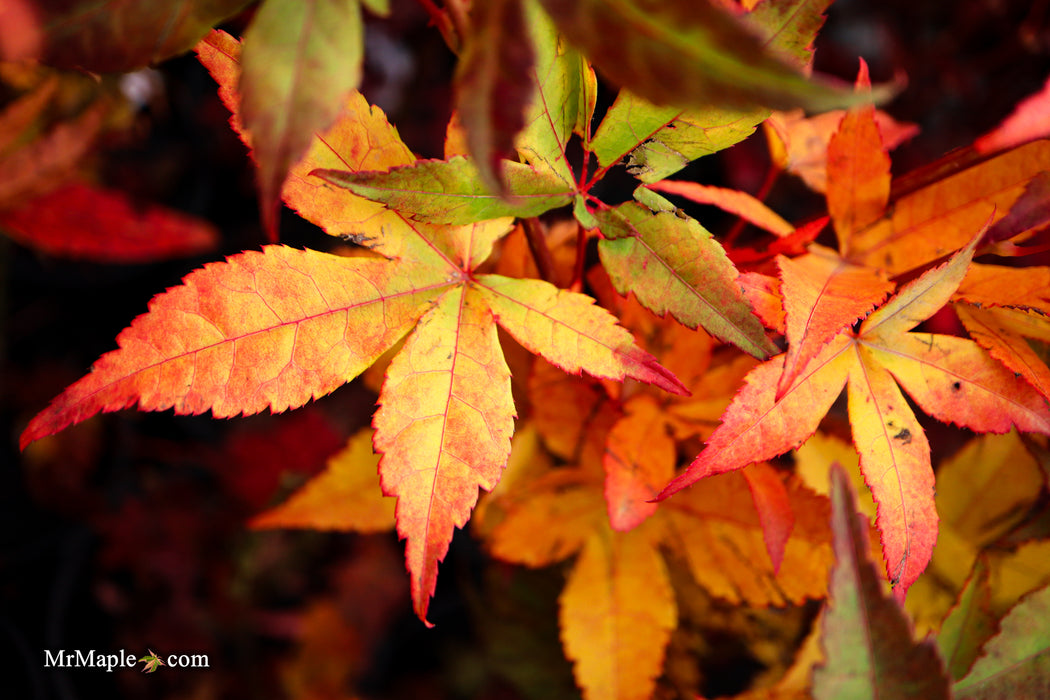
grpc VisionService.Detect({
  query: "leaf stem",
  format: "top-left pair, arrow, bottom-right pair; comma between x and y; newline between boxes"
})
522,217 -> 558,285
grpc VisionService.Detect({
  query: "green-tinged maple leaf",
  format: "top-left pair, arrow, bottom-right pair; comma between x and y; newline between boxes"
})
313,156 -> 575,225
936,559 -> 998,682
536,0 -> 886,113
22,32 -> 685,625
454,0 -> 536,192
588,90 -> 767,184
659,233 -> 1050,599
239,0 -> 369,240
2,0 -> 250,71
138,650 -> 165,674
953,581 -> 1050,698
584,0 -> 831,184
516,0 -> 594,185
594,189 -> 777,360
812,462 -> 951,700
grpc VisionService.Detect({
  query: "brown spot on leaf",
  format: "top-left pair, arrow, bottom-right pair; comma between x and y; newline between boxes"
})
893,428 -> 912,445
951,381 -> 962,392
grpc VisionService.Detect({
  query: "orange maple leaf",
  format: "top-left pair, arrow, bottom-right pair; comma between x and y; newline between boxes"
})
21,30 -> 686,626
659,234 -> 1050,599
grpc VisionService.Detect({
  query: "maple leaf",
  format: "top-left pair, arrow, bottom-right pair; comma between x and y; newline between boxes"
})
587,88 -> 767,185
659,234 -> 1050,599
812,462 -> 951,700
594,188 -> 777,360
313,156 -> 575,225
238,0 -> 377,241
764,108 -> 917,194
536,0 -> 881,113
0,182 -> 218,263
22,30 -> 685,626
953,579 -> 1050,698
138,650 -> 165,674
848,139 -> 1050,275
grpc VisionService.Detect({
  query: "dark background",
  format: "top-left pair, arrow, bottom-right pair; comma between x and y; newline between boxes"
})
3,1 -> 1049,698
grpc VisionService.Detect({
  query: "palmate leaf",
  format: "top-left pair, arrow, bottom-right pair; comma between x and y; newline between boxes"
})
22,31 -> 686,625
588,91 -> 767,184
659,234 -> 1050,599
516,0 -> 594,184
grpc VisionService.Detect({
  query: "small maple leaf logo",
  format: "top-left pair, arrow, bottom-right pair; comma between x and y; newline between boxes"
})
138,650 -> 165,673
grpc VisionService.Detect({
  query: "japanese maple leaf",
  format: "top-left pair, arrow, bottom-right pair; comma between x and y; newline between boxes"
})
139,650 -> 165,674
658,233 -> 1050,600
20,30 -> 685,625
